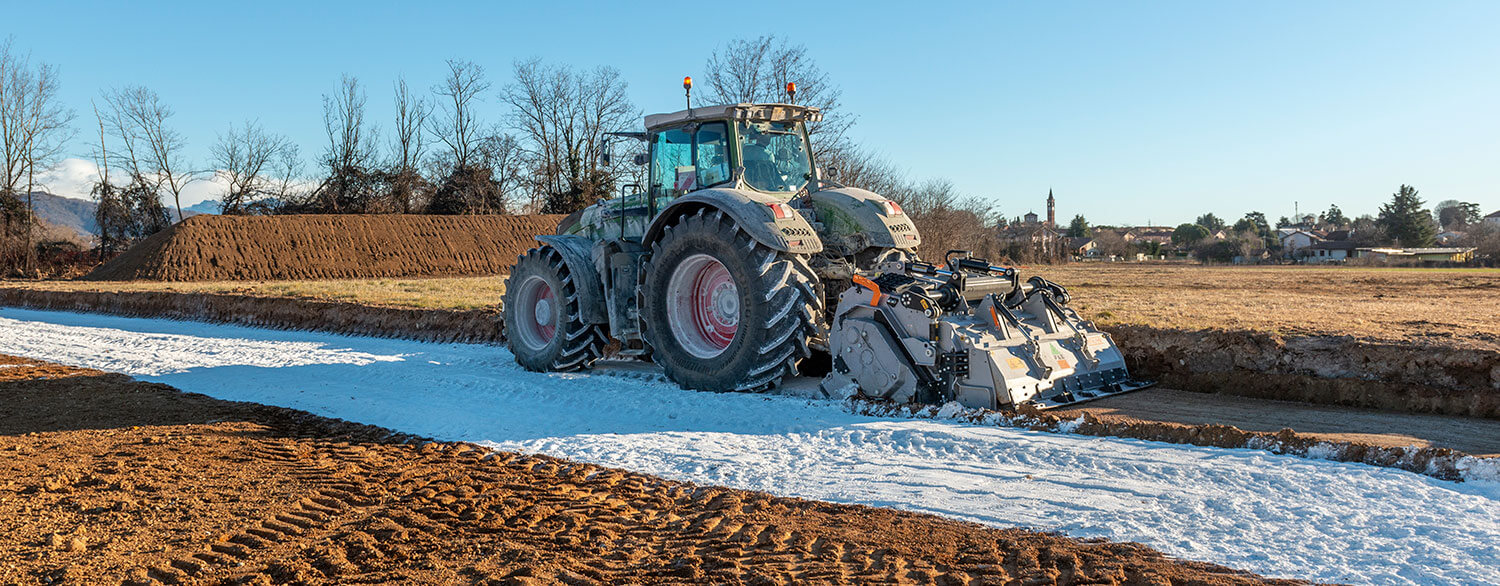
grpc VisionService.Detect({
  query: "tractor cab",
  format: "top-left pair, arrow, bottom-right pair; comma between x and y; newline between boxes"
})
642,103 -> 822,199
573,103 -> 823,242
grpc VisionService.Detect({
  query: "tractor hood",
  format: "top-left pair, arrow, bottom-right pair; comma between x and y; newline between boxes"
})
810,186 -> 922,252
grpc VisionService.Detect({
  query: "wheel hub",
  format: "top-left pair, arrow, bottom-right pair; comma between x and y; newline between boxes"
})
534,298 -> 553,326
666,254 -> 740,359
711,281 -> 739,326
514,275 -> 557,351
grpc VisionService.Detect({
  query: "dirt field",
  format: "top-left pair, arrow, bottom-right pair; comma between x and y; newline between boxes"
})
1043,264 -> 1500,351
0,356 -> 1284,585
85,214 -> 565,282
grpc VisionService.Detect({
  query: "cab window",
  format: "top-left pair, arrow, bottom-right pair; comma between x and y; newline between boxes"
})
738,121 -> 812,193
650,127 -> 693,196
694,122 -> 730,188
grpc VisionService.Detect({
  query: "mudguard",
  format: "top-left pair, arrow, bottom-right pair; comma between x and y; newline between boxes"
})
810,187 -> 922,252
534,235 -> 609,324
642,188 -> 824,255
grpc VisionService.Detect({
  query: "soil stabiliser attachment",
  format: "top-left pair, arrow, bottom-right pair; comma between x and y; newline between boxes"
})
820,252 -> 1152,410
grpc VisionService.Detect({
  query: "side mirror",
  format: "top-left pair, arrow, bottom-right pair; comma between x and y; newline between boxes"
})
632,153 -> 649,166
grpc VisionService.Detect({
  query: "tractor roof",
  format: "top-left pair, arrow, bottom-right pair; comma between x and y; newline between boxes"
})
643,103 -> 822,132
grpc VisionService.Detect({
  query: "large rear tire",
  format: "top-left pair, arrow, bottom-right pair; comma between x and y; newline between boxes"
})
504,246 -> 608,372
641,209 -> 823,392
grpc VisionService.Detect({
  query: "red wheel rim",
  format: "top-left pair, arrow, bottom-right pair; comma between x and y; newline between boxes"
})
667,254 -> 739,358
515,275 -> 557,350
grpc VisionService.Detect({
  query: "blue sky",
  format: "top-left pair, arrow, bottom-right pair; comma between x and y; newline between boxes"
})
9,0 -> 1499,224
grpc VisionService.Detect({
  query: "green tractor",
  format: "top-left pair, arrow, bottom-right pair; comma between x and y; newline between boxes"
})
505,85 -> 1146,409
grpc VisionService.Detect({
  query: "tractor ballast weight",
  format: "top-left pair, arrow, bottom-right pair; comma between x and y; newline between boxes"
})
504,96 -> 1147,410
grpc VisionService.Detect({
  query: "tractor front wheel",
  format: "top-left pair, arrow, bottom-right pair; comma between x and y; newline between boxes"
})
504,246 -> 608,372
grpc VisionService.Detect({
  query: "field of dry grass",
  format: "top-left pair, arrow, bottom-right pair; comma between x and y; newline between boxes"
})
7,263 -> 1499,349
2,276 -> 509,310
1041,264 -> 1500,350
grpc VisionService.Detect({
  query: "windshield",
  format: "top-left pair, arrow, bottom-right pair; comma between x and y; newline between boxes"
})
738,121 -> 812,193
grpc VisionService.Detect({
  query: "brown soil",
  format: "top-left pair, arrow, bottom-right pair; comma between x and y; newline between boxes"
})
0,356 -> 1288,586
1108,324 -> 1500,419
1043,264 -> 1500,352
85,214 -> 566,282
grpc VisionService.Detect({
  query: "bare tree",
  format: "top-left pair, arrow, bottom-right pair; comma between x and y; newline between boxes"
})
90,101 -> 122,252
213,120 -> 296,214
316,75 -> 379,212
389,78 -> 431,213
430,60 -> 490,171
477,130 -> 524,212
703,36 -> 854,162
502,58 -> 636,213
0,38 -> 74,271
269,141 -> 307,206
825,146 -> 910,199
91,101 -> 167,253
101,85 -> 194,222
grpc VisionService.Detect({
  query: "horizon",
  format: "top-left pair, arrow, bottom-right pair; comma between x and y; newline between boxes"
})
8,0 -> 1500,225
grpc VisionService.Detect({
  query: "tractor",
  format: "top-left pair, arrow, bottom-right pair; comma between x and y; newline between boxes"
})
504,80 -> 1147,410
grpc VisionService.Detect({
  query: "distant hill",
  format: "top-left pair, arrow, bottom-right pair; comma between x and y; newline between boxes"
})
183,200 -> 221,215
25,191 -> 209,237
28,191 -> 98,237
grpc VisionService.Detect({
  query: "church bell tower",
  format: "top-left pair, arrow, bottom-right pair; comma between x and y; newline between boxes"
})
1046,189 -> 1056,228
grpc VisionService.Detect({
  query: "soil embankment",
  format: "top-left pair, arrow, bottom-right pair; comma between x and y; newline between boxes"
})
85,214 -> 566,282
0,356 -> 1286,585
1109,325 -> 1500,419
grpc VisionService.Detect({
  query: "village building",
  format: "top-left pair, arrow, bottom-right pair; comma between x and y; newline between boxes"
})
1068,237 -> 1099,258
1487,210 -> 1500,226
1277,228 -> 1324,254
998,190 -> 1063,258
1301,240 -> 1359,263
1357,247 -> 1478,263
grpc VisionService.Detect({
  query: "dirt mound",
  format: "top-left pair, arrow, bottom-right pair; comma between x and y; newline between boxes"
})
0,356 -> 1287,585
85,213 -> 566,281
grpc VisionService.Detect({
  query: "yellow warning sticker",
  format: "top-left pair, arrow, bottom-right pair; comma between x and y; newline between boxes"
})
1006,357 -> 1026,370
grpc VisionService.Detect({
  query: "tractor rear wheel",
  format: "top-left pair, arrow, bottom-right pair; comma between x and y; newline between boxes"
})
504,246 -> 608,372
641,209 -> 823,392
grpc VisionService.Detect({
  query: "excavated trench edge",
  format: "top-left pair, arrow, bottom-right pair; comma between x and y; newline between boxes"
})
2,286 -> 1496,483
